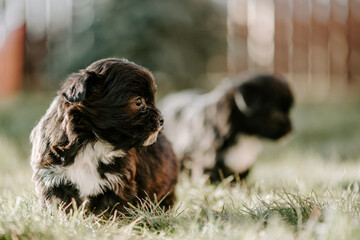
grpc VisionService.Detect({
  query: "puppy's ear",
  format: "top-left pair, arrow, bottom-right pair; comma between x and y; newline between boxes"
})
234,89 -> 251,116
234,84 -> 262,116
62,70 -> 98,103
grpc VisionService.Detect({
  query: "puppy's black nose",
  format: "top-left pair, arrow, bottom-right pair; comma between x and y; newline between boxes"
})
159,117 -> 164,126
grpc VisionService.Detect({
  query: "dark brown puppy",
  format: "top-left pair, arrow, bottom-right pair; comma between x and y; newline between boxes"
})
160,73 -> 293,182
30,58 -> 178,213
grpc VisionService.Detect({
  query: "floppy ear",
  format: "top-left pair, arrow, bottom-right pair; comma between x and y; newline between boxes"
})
234,89 -> 251,116
234,87 -> 256,117
62,70 -> 98,103
234,84 -> 262,116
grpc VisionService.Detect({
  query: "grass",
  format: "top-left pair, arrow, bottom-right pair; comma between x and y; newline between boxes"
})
0,94 -> 360,239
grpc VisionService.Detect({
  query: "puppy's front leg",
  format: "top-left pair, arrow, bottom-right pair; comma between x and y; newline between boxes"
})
208,153 -> 251,183
87,179 -> 138,214
88,190 -> 131,214
43,183 -> 82,212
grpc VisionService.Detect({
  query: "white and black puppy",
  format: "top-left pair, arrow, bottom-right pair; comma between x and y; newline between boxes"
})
30,58 -> 178,213
160,73 -> 294,182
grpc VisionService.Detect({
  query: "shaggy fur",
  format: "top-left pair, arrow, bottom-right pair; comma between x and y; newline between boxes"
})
30,58 -> 178,213
160,73 -> 294,182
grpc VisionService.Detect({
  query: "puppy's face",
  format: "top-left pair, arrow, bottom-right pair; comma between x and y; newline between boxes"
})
233,75 -> 294,139
61,58 -> 163,149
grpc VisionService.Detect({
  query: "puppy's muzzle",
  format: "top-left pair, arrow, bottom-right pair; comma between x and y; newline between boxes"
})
143,116 -> 164,146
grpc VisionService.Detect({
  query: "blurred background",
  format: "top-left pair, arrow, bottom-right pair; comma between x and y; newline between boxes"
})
0,0 -> 227,97
1,0 -> 359,99
0,0 -> 359,165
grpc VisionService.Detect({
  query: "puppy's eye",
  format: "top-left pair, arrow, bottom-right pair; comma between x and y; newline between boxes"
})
134,98 -> 145,107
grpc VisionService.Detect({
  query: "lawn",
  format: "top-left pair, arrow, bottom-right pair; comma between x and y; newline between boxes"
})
0,94 -> 360,240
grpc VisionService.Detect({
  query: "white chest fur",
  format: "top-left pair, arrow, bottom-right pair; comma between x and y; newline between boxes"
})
224,135 -> 263,173
65,141 -> 126,198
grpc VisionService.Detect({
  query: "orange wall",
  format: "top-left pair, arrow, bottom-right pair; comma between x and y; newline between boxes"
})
0,25 -> 26,98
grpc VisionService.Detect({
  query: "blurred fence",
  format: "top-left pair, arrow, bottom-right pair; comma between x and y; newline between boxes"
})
228,0 -> 360,98
1,0 -> 360,99
1,0 -> 227,98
